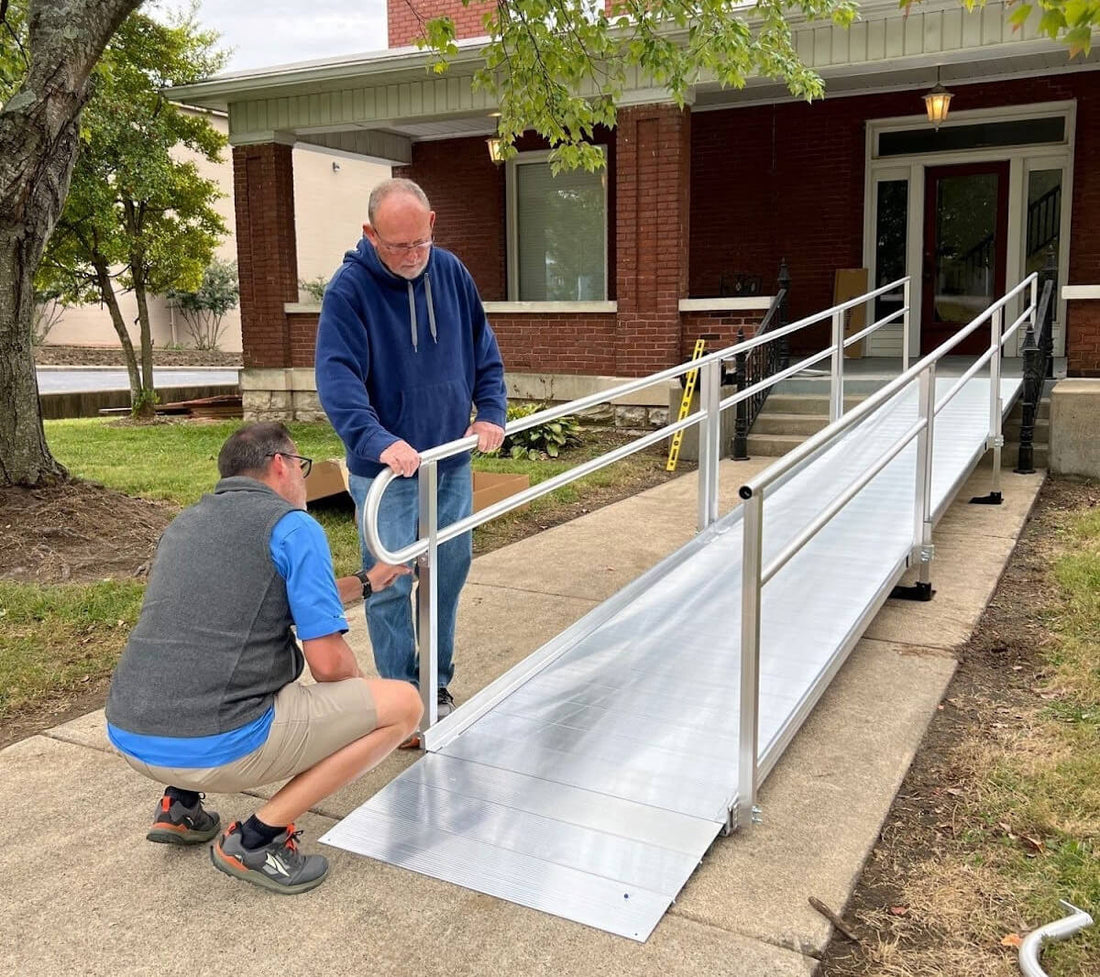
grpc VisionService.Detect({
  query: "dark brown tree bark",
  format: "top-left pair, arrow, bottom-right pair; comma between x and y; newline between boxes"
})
0,0 -> 144,485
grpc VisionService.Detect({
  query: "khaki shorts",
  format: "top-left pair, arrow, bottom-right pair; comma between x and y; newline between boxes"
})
120,678 -> 378,794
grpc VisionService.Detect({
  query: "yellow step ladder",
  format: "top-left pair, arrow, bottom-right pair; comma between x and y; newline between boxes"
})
666,338 -> 708,472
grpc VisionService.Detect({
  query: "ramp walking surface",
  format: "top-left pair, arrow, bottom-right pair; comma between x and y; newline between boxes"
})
0,407 -> 1042,976
322,376 -> 1021,941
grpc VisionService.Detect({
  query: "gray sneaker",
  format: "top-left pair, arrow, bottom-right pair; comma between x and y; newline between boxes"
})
146,793 -> 220,846
210,821 -> 329,895
437,687 -> 455,719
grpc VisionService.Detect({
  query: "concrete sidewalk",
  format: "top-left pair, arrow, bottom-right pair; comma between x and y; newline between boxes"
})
0,459 -> 1044,977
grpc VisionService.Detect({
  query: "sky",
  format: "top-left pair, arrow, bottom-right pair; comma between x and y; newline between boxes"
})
155,0 -> 391,73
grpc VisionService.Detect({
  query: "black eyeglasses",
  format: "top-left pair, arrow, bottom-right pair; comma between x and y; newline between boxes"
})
268,452 -> 313,477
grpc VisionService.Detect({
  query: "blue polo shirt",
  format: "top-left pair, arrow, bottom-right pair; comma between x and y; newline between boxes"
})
107,510 -> 349,767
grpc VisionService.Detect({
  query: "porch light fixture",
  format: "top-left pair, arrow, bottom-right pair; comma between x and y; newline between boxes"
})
923,68 -> 953,130
486,136 -> 505,164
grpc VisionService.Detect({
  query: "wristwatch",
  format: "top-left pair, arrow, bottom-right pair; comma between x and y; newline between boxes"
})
353,569 -> 372,599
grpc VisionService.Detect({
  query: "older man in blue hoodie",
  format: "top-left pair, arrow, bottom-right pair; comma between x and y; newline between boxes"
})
315,178 -> 507,736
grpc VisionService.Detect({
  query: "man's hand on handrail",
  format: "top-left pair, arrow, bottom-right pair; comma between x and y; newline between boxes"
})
379,439 -> 420,477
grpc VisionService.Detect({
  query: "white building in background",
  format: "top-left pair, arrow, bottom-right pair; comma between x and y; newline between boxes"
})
44,109 -> 391,353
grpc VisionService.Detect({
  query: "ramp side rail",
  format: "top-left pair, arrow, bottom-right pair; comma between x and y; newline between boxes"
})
732,272 -> 1039,828
363,277 -> 911,734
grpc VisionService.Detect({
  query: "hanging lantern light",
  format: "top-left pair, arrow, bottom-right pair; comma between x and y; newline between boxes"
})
923,69 -> 953,130
486,136 -> 505,163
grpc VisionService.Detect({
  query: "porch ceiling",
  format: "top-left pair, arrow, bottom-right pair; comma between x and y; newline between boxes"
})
166,0 -> 1097,159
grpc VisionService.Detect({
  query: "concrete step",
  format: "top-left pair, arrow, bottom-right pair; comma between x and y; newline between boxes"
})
761,394 -> 865,415
1000,443 -> 1049,470
1006,398 -> 1050,421
746,433 -> 808,457
751,413 -> 831,436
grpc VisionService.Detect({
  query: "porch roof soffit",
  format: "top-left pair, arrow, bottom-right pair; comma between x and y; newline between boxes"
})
168,0 -> 1090,151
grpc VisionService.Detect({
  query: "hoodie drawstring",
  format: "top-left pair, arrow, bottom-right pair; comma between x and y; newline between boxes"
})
407,281 -> 418,352
425,272 -> 438,345
405,273 -> 439,352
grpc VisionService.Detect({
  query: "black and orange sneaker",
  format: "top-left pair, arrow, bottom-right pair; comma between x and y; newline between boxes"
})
210,821 -> 329,895
146,793 -> 221,846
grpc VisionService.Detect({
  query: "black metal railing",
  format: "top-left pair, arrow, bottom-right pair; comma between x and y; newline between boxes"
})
731,260 -> 790,460
1027,184 -> 1061,259
1014,247 -> 1057,475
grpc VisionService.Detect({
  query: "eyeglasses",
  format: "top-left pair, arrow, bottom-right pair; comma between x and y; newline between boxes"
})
268,452 -> 313,477
372,233 -> 433,255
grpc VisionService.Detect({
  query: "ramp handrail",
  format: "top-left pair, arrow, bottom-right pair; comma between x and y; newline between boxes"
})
733,272 -> 1039,830
363,276 -> 910,732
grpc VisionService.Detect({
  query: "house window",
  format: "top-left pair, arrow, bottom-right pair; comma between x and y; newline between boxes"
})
508,151 -> 607,301
874,178 -> 908,324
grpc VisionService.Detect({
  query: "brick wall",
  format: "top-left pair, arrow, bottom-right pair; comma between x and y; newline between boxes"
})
489,314 -> 618,374
288,313 -> 319,368
233,143 -> 299,369
396,137 -> 506,300
691,73 -> 1100,357
388,0 -> 494,47
615,104 -> 691,376
680,311 -> 764,362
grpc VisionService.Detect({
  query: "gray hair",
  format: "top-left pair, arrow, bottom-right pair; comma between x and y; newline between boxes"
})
217,422 -> 295,478
367,178 -> 431,226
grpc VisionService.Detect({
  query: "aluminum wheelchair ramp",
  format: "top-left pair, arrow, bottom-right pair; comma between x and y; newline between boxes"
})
321,375 -> 1022,941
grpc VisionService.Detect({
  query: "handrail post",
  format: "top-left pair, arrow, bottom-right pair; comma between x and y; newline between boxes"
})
893,364 -> 937,602
732,327 -> 749,460
902,278 -> 911,373
736,490 -> 763,831
416,460 -> 439,736
990,307 -> 1005,499
830,309 -> 844,422
698,357 -> 722,530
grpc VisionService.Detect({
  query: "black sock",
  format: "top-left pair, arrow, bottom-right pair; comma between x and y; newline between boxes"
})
239,814 -> 285,850
165,786 -> 200,808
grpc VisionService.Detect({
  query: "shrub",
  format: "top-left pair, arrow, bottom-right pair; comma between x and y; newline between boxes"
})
299,276 -> 329,303
499,402 -> 583,460
168,258 -> 239,350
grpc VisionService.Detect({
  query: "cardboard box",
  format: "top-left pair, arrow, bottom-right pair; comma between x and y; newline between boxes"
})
303,459 -> 530,515
833,268 -> 869,359
472,471 -> 530,514
304,458 -> 350,503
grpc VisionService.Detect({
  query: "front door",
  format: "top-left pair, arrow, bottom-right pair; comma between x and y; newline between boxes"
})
921,161 -> 1009,354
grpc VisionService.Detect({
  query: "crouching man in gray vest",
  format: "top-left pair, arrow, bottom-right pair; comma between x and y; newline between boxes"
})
105,422 -> 422,894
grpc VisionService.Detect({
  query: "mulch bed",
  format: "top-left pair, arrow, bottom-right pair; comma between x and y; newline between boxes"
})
35,345 -> 242,368
0,480 -> 175,585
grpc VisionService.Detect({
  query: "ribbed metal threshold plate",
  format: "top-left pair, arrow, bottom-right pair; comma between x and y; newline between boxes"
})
323,377 -> 1021,941
320,753 -> 721,941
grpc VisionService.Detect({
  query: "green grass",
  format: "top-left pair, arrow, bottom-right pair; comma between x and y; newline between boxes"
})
961,494 -> 1100,972
45,418 -> 347,506
0,580 -> 144,721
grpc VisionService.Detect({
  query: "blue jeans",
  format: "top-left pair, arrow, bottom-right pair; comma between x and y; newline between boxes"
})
348,458 -> 472,688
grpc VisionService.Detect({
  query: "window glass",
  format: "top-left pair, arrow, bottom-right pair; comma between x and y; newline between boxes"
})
878,117 -> 1065,158
874,179 -> 908,324
515,161 -> 606,301
1026,168 -> 1061,278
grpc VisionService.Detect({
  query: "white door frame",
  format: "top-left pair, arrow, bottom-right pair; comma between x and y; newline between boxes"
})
863,100 -> 1075,358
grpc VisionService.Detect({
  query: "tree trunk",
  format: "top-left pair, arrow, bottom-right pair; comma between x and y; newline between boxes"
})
131,268 -> 156,419
93,258 -> 141,406
0,0 -> 144,486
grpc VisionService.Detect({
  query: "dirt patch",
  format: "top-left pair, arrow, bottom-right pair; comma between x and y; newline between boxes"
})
35,344 -> 241,368
0,480 -> 174,585
817,476 -> 1098,976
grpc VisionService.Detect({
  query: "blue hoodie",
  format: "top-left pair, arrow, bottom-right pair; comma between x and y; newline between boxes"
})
315,239 -> 507,478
